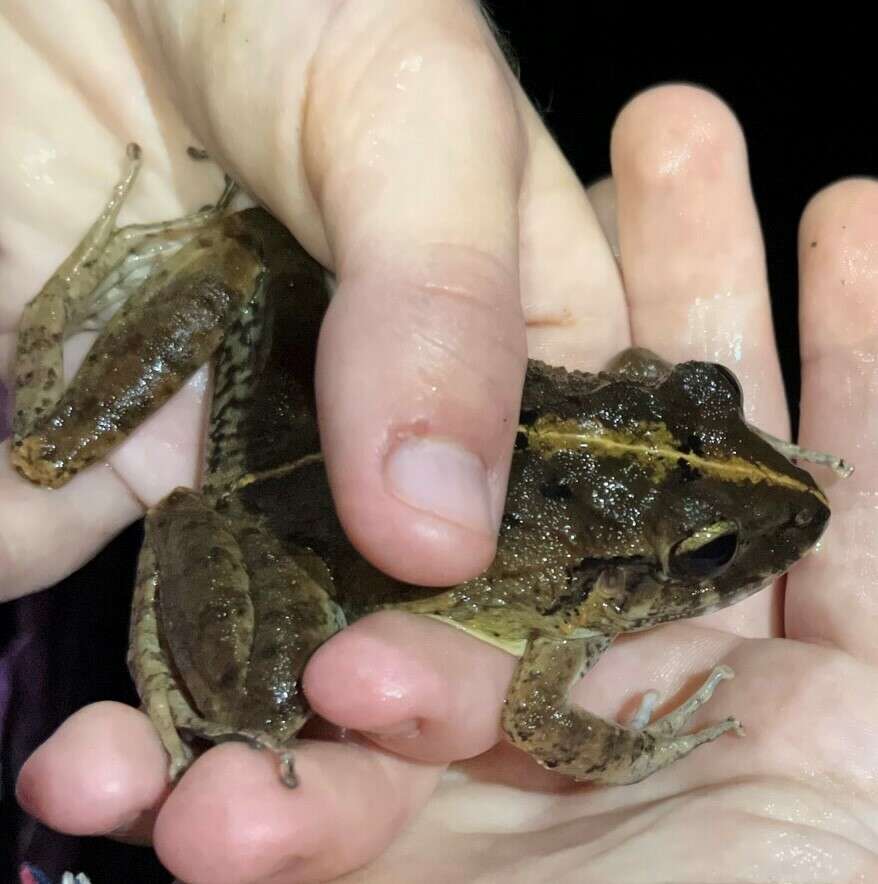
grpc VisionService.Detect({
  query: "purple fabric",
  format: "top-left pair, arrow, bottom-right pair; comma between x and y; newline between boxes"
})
1,379 -> 80,872
0,635 -> 24,731
19,863 -> 56,884
2,593 -> 76,876
0,633 -> 30,748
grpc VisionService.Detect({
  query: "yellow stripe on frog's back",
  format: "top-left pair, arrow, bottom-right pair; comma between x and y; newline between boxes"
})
523,416 -> 828,505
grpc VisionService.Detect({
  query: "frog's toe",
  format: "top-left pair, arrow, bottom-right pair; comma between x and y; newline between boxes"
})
279,751 -> 298,789
628,689 -> 661,730
166,743 -> 195,784
646,665 -> 737,738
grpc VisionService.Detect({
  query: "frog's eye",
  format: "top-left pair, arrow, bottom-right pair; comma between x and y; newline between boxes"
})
670,520 -> 738,579
714,364 -> 744,405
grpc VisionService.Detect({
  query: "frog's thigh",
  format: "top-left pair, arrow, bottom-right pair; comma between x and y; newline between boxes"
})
130,489 -> 253,780
129,543 -> 296,786
502,636 -> 741,784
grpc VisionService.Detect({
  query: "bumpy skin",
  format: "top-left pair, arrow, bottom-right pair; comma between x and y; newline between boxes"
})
12,156 -> 831,786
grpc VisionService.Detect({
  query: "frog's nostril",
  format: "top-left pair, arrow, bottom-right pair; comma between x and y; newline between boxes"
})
794,509 -> 813,527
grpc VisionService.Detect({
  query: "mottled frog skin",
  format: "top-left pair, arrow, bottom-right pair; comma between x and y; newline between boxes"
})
12,148 -> 840,787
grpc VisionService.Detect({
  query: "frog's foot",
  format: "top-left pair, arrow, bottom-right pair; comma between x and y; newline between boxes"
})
502,637 -> 742,785
751,426 -> 853,478
177,720 -> 299,789
635,665 -> 743,739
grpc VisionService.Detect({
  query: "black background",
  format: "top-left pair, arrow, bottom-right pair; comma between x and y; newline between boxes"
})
2,8 -> 874,882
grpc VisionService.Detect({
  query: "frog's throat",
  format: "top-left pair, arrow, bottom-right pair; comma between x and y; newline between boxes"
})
519,417 -> 830,507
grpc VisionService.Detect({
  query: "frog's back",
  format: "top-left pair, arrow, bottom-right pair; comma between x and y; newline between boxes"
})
203,209 -> 328,495
207,211 -> 429,617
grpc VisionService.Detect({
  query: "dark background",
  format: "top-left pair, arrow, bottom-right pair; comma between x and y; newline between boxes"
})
2,9 -> 874,882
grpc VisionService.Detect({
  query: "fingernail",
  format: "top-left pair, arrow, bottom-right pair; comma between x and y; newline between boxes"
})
363,718 -> 421,740
385,436 -> 494,535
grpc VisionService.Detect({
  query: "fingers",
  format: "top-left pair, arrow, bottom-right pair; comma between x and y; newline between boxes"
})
19,701 -> 443,883
16,703 -> 168,839
155,740 -> 440,883
786,178 -> 878,664
611,84 -> 788,434
308,4 -> 529,585
516,99 -> 630,370
0,4 -> 235,598
608,85 -> 789,637
304,612 -> 512,762
0,445 -> 141,599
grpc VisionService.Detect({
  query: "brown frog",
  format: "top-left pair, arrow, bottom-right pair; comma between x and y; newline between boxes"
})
11,146 -> 847,787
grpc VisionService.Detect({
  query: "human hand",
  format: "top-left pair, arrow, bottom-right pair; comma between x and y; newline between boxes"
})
5,3 -> 876,882
332,166 -> 878,882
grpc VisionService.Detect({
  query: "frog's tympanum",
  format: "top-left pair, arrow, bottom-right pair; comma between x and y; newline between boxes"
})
11,147 -> 846,787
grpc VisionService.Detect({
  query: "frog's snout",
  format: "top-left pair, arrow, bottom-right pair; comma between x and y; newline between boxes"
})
793,494 -> 831,549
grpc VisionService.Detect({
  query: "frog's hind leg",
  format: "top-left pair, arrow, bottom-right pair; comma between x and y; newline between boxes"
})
130,552 -> 297,785
131,488 -> 342,788
14,144 -> 230,438
12,155 -> 257,487
502,636 -> 742,784
14,143 -> 144,447
128,500 -> 301,786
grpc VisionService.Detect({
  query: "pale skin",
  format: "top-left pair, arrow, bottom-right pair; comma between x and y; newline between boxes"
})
1,3 -> 877,883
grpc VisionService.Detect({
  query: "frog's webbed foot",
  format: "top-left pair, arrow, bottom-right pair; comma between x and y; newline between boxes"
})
12,147 -> 253,488
502,636 -> 741,785
178,720 -> 299,789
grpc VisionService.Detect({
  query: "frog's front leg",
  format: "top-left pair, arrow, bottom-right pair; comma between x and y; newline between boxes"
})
502,635 -> 742,784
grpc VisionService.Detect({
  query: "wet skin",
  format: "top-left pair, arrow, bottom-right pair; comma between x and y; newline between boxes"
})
11,148 -> 841,787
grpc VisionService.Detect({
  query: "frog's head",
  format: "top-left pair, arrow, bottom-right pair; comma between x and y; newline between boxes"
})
616,458 -> 830,630
516,358 -> 833,634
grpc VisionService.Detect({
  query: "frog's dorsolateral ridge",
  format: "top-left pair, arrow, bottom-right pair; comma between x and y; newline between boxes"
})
12,148 -> 835,787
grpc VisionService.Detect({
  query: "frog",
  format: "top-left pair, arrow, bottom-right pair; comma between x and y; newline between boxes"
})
11,146 -> 848,787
